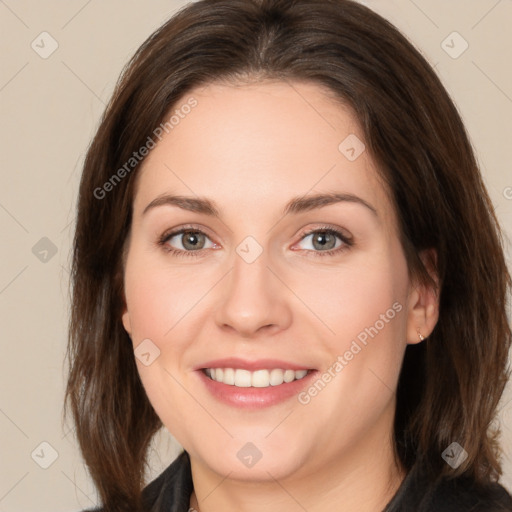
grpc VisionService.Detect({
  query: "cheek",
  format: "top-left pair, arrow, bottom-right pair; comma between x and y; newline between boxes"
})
292,252 -> 408,351
124,251 -> 207,342
123,252 -> 211,436
123,249 -> 223,399
291,254 -> 408,436
295,251 -> 409,418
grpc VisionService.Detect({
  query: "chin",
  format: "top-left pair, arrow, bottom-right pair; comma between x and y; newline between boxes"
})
188,434 -> 310,482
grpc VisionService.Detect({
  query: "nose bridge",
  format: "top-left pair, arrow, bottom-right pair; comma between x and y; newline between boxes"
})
214,240 -> 292,336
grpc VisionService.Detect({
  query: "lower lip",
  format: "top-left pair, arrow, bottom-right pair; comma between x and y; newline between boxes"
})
197,369 -> 318,409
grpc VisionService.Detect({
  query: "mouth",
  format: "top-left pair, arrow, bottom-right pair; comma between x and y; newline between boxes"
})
202,367 -> 311,387
195,358 -> 317,409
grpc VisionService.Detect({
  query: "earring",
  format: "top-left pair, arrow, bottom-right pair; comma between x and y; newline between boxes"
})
417,330 -> 425,342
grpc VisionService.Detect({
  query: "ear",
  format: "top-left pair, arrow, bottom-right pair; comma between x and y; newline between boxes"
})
122,307 -> 132,337
406,248 -> 440,345
120,240 -> 132,337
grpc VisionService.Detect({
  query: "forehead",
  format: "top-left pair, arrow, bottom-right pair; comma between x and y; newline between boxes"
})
132,80 -> 396,231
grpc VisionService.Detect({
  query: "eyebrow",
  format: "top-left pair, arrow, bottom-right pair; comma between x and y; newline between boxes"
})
142,192 -> 377,218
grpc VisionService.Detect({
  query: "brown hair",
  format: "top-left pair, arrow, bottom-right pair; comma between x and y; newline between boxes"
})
64,0 -> 512,509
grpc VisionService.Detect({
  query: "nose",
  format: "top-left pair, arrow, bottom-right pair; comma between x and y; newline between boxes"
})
214,248 -> 293,338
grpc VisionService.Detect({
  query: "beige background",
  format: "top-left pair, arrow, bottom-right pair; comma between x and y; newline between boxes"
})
0,0 -> 511,510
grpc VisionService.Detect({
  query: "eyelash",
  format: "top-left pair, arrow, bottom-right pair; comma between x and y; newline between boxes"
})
157,224 -> 354,259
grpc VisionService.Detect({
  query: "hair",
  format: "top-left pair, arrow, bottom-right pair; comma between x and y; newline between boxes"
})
64,0 -> 512,510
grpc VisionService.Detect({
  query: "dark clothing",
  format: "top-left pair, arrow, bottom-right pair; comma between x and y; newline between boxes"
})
87,450 -> 512,511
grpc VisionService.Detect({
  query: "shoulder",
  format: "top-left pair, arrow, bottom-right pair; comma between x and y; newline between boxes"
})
386,463 -> 512,512
78,450 -> 193,512
141,450 -> 193,510
427,476 -> 512,511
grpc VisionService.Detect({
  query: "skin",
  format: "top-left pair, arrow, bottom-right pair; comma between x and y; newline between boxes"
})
121,80 -> 439,512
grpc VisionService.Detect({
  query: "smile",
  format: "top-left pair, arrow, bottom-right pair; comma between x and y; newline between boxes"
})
203,368 -> 310,388
196,358 -> 317,408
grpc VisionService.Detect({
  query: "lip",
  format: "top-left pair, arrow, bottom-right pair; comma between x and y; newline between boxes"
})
195,357 -> 312,372
195,359 -> 318,409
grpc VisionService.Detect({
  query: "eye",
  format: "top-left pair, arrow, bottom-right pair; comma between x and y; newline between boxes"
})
158,227 -> 217,257
157,224 -> 353,259
293,227 -> 353,257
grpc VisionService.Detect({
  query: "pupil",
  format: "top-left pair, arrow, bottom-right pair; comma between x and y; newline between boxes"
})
313,232 -> 335,250
183,231 -> 203,250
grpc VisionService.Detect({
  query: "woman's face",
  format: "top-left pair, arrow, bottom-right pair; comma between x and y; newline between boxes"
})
121,80 -> 430,482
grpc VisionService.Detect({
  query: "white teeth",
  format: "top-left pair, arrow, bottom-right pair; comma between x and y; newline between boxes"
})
295,369 -> 308,379
223,367 -> 235,385
269,368 -> 284,386
234,369 -> 252,387
284,369 -> 295,383
252,369 -> 269,388
204,367 -> 310,387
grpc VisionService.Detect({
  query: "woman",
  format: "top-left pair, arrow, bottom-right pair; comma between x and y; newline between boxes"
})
65,0 -> 512,511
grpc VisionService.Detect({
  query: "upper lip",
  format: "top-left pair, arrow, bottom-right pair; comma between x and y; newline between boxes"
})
195,357 -> 314,371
